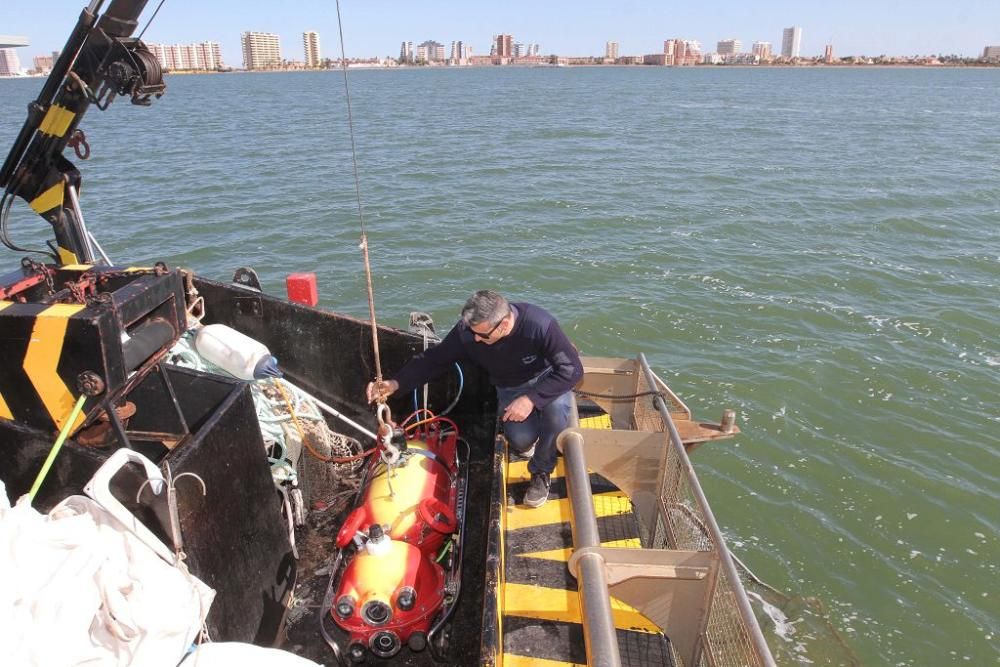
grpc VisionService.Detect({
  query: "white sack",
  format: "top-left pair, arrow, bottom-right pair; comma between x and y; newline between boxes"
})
180,642 -> 322,667
0,481 -> 215,667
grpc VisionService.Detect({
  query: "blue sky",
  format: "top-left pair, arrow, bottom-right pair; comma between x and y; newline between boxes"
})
4,0 -> 998,67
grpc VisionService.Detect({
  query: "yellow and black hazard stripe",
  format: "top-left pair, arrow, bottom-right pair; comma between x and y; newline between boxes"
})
0,301 -> 96,432
498,414 -> 672,666
0,301 -> 13,421
38,104 -> 76,139
24,176 -> 80,265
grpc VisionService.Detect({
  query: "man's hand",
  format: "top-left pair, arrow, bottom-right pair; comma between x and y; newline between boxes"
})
502,395 -> 534,422
366,379 -> 399,404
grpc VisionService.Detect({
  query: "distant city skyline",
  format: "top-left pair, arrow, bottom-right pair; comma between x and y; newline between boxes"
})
3,0 -> 999,69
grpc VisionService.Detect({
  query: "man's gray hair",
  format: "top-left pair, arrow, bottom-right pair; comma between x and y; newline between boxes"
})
461,290 -> 509,326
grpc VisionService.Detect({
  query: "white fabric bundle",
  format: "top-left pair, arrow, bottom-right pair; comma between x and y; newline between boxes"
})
180,643 -> 321,666
0,481 -> 215,667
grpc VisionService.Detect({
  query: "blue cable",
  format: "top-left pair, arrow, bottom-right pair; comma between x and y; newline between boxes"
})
410,362 -> 465,417
440,363 -> 464,417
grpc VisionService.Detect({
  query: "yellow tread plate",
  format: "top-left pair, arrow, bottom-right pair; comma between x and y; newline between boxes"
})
23,304 -> 86,431
505,490 -> 632,531
498,452 -> 507,647
507,458 -> 565,481
520,538 -> 642,563
503,582 -> 659,633
503,655 -> 584,667
60,264 -> 93,271
579,413 -> 612,429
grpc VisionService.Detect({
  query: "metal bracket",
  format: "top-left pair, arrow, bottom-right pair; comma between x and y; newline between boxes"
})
235,297 -> 263,317
231,266 -> 262,292
568,546 -> 712,583
566,546 -> 717,667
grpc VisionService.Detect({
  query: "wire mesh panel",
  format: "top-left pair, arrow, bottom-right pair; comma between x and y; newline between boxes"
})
570,356 -> 773,667
636,367 -> 769,667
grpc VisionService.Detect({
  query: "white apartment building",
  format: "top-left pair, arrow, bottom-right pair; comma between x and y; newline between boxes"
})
417,40 -> 445,62
717,39 -> 742,55
984,46 -> 1000,61
33,54 -> 55,73
606,41 -> 619,60
449,41 -> 469,64
782,26 -> 802,58
752,42 -> 773,60
149,41 -> 223,71
303,31 -> 321,67
241,32 -> 281,70
0,48 -> 22,76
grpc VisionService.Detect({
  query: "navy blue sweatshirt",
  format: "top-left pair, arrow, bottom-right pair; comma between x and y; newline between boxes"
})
392,302 -> 583,408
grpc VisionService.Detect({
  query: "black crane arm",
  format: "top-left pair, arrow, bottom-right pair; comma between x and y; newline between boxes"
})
0,0 -> 165,265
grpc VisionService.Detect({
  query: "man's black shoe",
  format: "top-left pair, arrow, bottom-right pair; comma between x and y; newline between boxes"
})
523,472 -> 551,508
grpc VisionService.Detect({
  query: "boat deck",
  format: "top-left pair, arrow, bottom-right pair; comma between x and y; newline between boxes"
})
500,414 -> 675,667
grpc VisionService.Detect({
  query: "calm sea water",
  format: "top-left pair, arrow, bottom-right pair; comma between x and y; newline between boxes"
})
2,67 -> 998,665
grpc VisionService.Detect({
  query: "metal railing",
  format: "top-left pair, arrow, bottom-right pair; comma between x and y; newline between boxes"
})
559,354 -> 776,667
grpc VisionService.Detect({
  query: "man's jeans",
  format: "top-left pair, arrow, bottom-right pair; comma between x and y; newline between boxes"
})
496,373 -> 573,476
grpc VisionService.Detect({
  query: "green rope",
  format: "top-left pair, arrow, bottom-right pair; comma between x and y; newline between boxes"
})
435,539 -> 454,563
28,394 -> 87,504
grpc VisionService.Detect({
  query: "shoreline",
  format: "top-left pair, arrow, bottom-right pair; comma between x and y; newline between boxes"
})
167,62 -> 1000,75
4,62 -> 999,79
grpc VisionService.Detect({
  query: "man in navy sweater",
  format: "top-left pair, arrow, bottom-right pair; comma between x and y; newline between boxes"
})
367,290 -> 583,508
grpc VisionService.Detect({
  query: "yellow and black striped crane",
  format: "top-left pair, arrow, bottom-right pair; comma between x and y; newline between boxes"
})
0,0 -> 164,266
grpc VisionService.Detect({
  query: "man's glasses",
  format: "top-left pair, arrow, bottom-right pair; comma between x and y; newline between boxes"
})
472,312 -> 509,340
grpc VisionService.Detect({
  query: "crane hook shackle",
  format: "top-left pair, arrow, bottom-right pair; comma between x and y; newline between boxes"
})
376,402 -> 392,430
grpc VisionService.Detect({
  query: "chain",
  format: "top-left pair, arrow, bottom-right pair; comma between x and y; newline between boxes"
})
23,258 -> 56,295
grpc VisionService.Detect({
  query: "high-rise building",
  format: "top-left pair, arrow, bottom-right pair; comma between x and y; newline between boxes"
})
983,46 -> 1000,62
303,31 -> 321,67
663,39 -> 678,65
199,42 -> 223,70
32,54 -> 54,73
449,41 -> 468,63
0,48 -> 21,76
782,26 -> 802,58
512,42 -> 540,58
148,41 -> 223,71
241,31 -> 281,70
496,34 -> 513,59
752,42 -> 772,61
717,39 -> 742,56
416,40 -> 445,62
824,44 -> 834,64
606,41 -> 619,60
400,41 -> 413,63
663,39 -> 700,66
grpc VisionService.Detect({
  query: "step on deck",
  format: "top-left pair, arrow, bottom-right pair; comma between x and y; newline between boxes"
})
500,415 -> 674,666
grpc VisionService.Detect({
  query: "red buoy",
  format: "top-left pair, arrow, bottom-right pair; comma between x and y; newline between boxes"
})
286,272 -> 318,306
